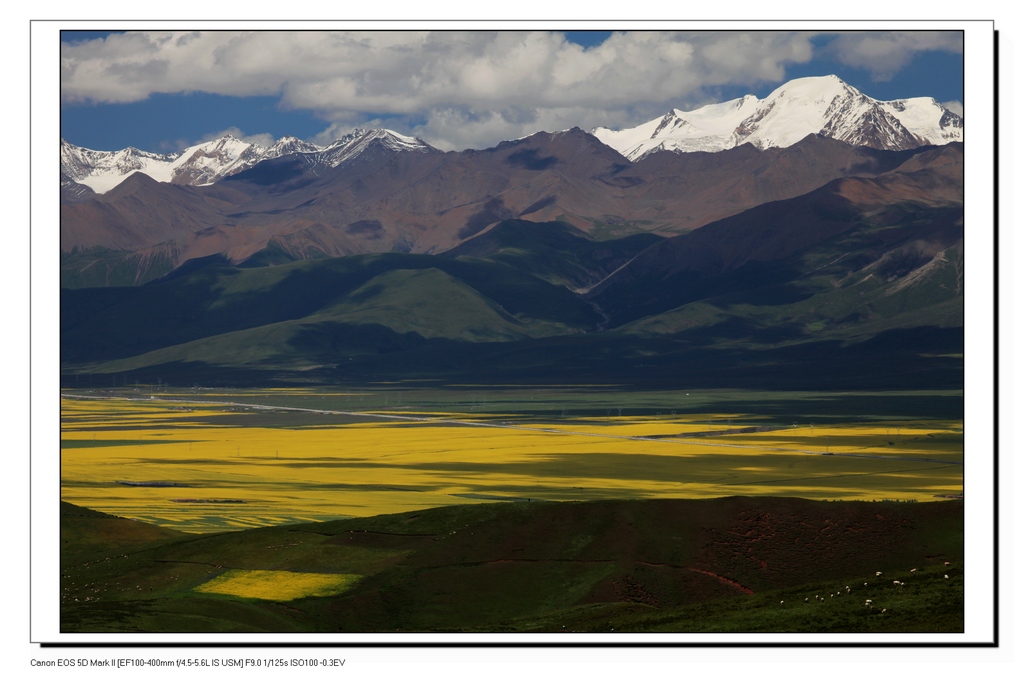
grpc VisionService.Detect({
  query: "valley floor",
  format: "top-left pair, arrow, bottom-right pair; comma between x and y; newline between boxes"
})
59,386 -> 963,532
57,385 -> 964,634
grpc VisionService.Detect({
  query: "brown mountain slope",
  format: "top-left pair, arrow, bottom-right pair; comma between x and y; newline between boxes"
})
60,173 -> 253,252
59,132 -> 960,275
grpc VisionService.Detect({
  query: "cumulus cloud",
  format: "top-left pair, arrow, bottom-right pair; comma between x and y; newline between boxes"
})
61,30 -> 819,149
60,30 -> 960,150
823,31 -> 963,81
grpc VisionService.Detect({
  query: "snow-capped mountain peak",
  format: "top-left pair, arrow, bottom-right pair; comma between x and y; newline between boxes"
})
61,129 -> 438,195
170,136 -> 263,186
61,138 -> 180,194
592,75 -> 963,160
61,79 -> 962,198
268,136 -> 320,157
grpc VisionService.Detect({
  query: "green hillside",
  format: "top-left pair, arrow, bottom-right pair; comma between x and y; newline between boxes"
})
80,267 -> 587,376
62,250 -> 601,365
60,207 -> 963,391
319,268 -> 581,341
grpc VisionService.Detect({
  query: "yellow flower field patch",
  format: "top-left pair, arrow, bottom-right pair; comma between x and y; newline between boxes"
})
194,569 -> 361,601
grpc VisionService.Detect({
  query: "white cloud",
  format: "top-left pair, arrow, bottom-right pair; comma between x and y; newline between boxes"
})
61,30 -> 819,150
60,30 -> 960,150
941,100 -> 965,117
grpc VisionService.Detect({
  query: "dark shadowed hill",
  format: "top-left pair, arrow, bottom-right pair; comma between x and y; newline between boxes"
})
443,219 -> 663,289
589,144 -> 963,329
60,497 -> 963,633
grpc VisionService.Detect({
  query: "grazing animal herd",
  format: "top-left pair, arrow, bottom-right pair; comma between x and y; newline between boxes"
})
784,566 -> 955,616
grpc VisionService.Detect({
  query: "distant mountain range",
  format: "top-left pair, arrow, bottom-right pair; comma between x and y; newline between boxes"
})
59,75 -> 964,391
61,128 -> 437,199
60,132 -> 957,272
592,75 -> 962,159
62,76 -> 962,199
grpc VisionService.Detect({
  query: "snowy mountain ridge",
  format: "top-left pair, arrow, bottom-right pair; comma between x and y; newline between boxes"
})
61,129 -> 438,195
62,76 -> 963,196
591,75 -> 963,160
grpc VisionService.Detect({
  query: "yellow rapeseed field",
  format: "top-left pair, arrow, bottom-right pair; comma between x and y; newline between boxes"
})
60,394 -> 964,532
193,570 -> 361,601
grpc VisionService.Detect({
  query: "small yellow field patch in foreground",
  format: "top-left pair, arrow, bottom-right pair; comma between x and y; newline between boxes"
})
193,570 -> 361,601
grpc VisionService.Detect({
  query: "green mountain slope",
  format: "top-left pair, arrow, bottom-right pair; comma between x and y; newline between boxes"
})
60,172 -> 965,392
62,250 -> 602,366
80,267 -> 589,376
318,268 -> 580,341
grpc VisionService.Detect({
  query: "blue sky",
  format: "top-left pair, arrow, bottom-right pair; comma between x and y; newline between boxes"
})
60,30 -> 964,153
